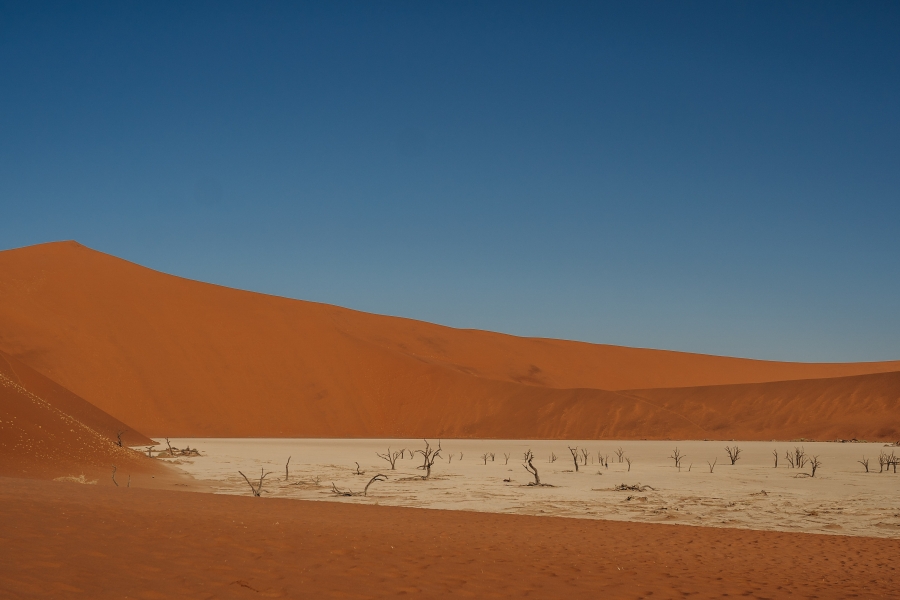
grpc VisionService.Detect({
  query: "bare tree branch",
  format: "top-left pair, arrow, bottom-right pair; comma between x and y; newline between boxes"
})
523,450 -> 552,486
331,474 -> 388,497
239,468 -> 272,497
669,448 -> 685,471
376,448 -> 402,470
568,446 -> 580,472
809,455 -> 822,477
724,446 -> 742,465
415,439 -> 442,479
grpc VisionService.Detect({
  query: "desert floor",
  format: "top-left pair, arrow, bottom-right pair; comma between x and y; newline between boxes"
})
159,438 -> 900,538
2,475 -> 898,599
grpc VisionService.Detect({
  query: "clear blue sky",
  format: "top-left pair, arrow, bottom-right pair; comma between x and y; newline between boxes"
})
1,2 -> 898,362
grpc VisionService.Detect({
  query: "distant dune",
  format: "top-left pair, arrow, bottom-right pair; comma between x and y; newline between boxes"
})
621,371 -> 900,441
0,241 -> 898,440
0,349 -> 156,479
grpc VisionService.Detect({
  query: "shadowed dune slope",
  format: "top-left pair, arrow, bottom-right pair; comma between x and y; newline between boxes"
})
1,240 -> 898,440
622,371 -> 900,442
0,350 -> 158,479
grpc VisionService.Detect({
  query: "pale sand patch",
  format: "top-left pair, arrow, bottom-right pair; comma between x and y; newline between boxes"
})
160,438 -> 900,538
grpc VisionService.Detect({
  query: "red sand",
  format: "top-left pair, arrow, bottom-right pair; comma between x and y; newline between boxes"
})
1,476 -> 897,599
1,240 -> 898,440
623,371 -> 900,441
0,348 -> 158,480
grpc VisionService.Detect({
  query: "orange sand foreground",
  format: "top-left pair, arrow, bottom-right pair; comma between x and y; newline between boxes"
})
1,476 -> 898,599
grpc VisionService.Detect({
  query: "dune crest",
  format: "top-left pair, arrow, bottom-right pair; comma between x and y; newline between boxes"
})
0,240 -> 898,440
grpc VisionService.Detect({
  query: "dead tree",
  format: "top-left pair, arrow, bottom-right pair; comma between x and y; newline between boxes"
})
784,450 -> 795,468
523,450 -> 549,486
707,458 -> 717,473
490,453 -> 496,462
792,447 -> 808,469
447,454 -> 453,464
111,465 -> 118,487
331,474 -> 387,497
568,446 -> 580,472
625,457 -> 632,472
165,437 -> 174,454
580,448 -> 590,466
669,448 -> 686,471
116,430 -> 125,448
354,462 -> 365,475
285,456 -> 291,481
725,446 -> 742,465
481,453 -> 490,465
615,447 -> 625,463
145,446 -> 155,458
399,449 -> 406,459
809,455 -> 822,477
239,468 -> 272,497
503,453 -> 510,465
549,452 -> 557,463
880,451 -> 898,473
772,449 -> 778,468
376,448 -> 402,470
858,456 -> 870,473
614,483 -> 654,492
601,454 -> 609,468
416,439 -> 442,479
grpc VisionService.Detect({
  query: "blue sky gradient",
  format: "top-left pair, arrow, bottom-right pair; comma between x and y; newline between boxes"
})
1,2 -> 898,361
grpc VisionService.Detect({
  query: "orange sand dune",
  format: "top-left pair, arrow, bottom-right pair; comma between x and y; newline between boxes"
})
0,240 -> 898,440
2,477 -> 898,599
0,349 -> 157,479
622,370 -> 900,441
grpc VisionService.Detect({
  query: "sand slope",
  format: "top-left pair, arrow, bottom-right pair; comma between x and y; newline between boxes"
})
0,349 -> 156,479
622,370 -> 900,441
1,240 -> 898,440
1,477 -> 897,599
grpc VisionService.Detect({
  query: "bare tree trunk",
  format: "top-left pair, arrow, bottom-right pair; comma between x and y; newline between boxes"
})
568,446 -> 580,472
523,450 -> 542,485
